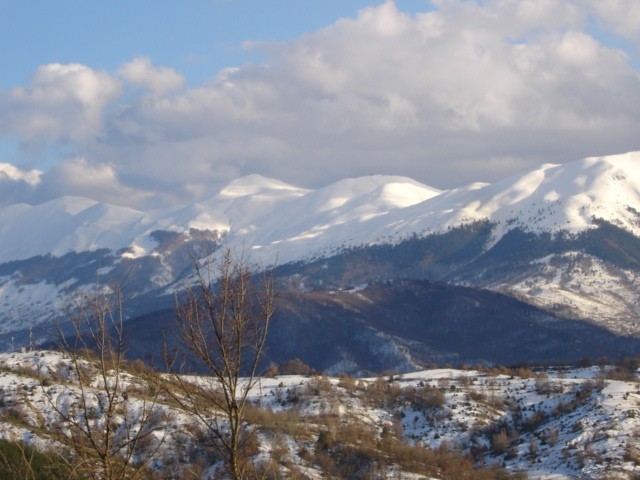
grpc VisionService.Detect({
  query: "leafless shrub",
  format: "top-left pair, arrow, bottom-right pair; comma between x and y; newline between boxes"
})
43,285 -> 166,480
491,429 -> 509,455
244,406 -> 307,437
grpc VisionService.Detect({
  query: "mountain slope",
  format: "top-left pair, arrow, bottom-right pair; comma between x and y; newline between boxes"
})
2,152 -> 640,368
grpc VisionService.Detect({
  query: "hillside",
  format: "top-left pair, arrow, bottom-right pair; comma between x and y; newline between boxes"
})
123,280 -> 640,375
0,350 -> 639,479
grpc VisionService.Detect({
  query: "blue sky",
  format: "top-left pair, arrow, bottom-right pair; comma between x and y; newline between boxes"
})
1,1 -> 640,209
1,1 -> 428,88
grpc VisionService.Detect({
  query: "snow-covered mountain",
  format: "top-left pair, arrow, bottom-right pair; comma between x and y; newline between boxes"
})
0,173 -> 440,265
2,152 -> 640,266
3,151 -> 640,366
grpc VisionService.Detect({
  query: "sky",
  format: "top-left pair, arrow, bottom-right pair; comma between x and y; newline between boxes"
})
1,0 -> 640,210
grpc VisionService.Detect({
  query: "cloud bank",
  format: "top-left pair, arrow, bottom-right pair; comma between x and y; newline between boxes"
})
1,0 -> 640,209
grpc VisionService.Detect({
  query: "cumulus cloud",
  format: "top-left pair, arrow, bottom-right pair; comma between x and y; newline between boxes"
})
2,0 -> 640,208
0,64 -> 121,145
0,157 -> 157,208
0,163 -> 42,206
118,57 -> 184,94
0,163 -> 42,185
586,0 -> 640,52
102,0 -> 640,191
31,157 -> 153,207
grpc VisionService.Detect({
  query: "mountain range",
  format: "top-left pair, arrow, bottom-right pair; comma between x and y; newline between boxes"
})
3,151 -> 640,373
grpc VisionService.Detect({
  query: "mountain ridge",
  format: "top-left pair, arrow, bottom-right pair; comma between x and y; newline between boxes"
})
2,151 -> 640,369
2,151 -> 640,266
0,152 -> 640,262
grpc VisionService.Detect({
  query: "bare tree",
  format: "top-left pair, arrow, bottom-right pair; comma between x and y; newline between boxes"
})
168,248 -> 275,480
42,285 -> 166,480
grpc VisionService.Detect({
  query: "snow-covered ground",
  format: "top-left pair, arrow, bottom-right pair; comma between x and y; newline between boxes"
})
494,251 -> 640,336
0,350 -> 638,479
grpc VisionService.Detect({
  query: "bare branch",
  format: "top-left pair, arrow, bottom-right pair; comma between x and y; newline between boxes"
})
43,284 -> 167,480
171,248 -> 276,480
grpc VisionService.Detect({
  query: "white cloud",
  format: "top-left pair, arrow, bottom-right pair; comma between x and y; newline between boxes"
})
0,163 -> 42,206
2,0 -> 640,208
33,157 -> 152,207
0,64 -> 121,145
104,0 -> 638,190
118,57 -> 184,94
585,0 -> 640,52
0,163 -> 42,185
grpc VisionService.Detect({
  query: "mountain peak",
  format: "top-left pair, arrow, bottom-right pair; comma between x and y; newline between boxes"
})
218,174 -> 308,199
585,149 -> 640,167
403,151 -> 640,237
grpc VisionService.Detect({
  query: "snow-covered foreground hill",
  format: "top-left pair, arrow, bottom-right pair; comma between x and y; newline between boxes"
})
0,350 -> 639,479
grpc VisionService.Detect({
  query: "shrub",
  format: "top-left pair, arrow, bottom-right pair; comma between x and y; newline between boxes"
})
0,439 -> 72,480
404,385 -> 446,410
278,358 -> 315,376
337,374 -> 357,391
491,429 -> 509,455
306,376 -> 333,396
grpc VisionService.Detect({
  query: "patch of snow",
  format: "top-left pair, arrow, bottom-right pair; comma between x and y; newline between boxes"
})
499,252 -> 640,335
